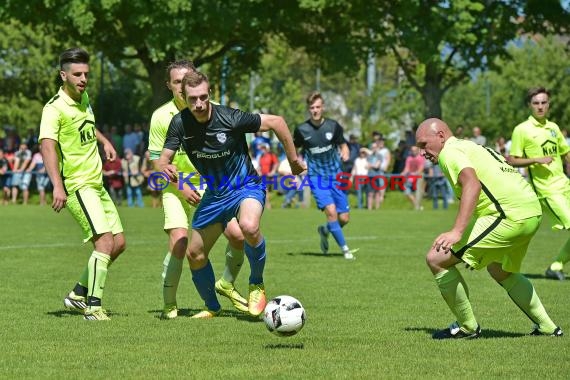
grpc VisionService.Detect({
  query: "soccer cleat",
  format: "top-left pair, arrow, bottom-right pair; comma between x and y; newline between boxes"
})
530,325 -> 564,337
248,283 -> 267,317
343,248 -> 359,260
317,225 -> 329,254
160,305 -> 178,320
545,267 -> 565,281
215,280 -> 249,313
191,309 -> 220,319
432,321 -> 481,340
84,308 -> 110,321
64,291 -> 87,313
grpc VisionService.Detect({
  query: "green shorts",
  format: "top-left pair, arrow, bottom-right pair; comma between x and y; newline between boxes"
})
540,190 -> 570,230
66,186 -> 123,243
452,215 -> 541,272
161,189 -> 205,230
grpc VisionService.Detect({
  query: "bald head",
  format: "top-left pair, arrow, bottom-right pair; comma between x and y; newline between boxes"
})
415,118 -> 454,164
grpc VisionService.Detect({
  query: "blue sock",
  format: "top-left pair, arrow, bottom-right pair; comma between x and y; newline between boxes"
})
327,220 -> 347,248
245,239 -> 266,285
191,260 -> 220,311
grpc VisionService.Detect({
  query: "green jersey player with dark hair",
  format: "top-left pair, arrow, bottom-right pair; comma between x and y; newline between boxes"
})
40,47 -> 126,320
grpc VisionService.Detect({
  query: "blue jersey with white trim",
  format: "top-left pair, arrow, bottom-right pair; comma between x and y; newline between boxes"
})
164,104 -> 262,197
294,118 -> 346,176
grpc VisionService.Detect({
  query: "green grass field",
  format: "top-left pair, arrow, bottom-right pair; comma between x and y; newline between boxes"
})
1,203 -> 569,379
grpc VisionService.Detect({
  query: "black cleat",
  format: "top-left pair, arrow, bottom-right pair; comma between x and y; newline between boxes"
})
432,322 -> 481,340
530,326 -> 563,337
545,267 -> 565,281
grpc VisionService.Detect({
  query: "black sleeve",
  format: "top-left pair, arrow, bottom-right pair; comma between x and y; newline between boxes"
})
293,126 -> 303,148
228,108 -> 261,134
163,114 -> 182,152
333,121 -> 347,146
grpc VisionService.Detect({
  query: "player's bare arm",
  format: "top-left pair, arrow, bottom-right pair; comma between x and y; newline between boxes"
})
40,138 -> 67,212
507,155 -> 553,167
339,143 -> 349,162
434,167 -> 480,253
96,130 -> 117,161
259,114 -> 306,175
157,148 -> 178,182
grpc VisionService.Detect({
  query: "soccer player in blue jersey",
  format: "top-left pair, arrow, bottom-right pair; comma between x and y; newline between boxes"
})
158,70 -> 305,318
294,92 -> 357,260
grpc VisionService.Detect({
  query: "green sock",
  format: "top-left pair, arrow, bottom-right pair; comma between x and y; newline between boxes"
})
87,251 -> 111,308
500,273 -> 557,333
162,252 -> 183,308
221,243 -> 244,285
551,237 -> 570,271
434,267 -> 478,332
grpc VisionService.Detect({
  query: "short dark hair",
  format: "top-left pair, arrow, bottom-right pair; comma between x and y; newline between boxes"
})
526,87 -> 550,104
306,91 -> 323,106
181,70 -> 209,97
59,47 -> 90,70
165,59 -> 195,82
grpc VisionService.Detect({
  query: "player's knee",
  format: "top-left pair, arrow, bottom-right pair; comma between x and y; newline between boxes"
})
239,219 -> 260,240
339,214 -> 350,226
425,249 -> 439,270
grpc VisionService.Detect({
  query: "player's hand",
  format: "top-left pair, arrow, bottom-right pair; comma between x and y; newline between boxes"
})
535,157 -> 553,165
433,230 -> 462,253
162,164 -> 179,182
51,186 -> 67,213
340,150 -> 349,162
181,186 -> 201,206
102,141 -> 117,161
289,158 -> 307,175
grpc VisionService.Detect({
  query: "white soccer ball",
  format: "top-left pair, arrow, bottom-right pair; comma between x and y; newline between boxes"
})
263,295 -> 306,337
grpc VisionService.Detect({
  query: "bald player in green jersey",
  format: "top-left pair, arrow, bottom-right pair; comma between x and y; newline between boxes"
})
415,118 -> 562,339
509,87 -> 570,281
40,47 -> 126,321
148,60 -> 248,319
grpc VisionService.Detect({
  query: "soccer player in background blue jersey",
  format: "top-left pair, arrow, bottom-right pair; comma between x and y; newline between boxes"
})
294,92 -> 358,260
158,70 -> 305,318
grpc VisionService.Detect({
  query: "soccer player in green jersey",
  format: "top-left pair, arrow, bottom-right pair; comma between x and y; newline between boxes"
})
40,48 -> 126,321
508,87 -> 570,281
416,118 -> 562,339
148,60 -> 248,319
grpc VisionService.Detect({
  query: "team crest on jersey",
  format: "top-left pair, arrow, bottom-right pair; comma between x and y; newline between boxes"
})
216,132 -> 227,144
325,132 -> 333,140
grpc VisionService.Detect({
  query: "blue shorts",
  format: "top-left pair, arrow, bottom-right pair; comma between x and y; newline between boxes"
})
308,176 -> 350,213
192,185 -> 266,230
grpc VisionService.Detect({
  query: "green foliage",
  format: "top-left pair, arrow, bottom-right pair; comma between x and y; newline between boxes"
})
443,36 -> 570,142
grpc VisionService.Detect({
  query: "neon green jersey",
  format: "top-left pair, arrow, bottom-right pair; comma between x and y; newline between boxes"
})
39,88 -> 102,193
510,115 -> 570,197
148,99 -> 200,191
439,137 -> 541,221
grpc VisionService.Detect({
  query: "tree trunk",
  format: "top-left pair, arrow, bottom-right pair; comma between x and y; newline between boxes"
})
422,63 -> 443,119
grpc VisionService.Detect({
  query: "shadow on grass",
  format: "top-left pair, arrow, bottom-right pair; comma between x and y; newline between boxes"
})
522,272 -> 563,281
47,309 -> 127,318
264,343 -> 304,349
405,326 -> 526,339
147,308 -> 262,322
286,251 -> 344,258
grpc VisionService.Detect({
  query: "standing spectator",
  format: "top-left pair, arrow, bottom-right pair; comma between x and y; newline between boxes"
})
0,148 -> 10,205
103,156 -> 123,206
392,140 -> 410,174
122,148 -> 144,208
110,125 -> 123,155
250,131 -> 271,161
401,145 -> 426,210
455,125 -> 465,139
258,143 -> 278,209
470,126 -> 487,146
277,155 -> 304,208
376,137 -> 391,205
11,142 -> 32,204
351,147 -> 369,209
25,127 -> 39,152
366,142 -> 383,210
425,160 -> 448,210
26,147 -> 51,206
294,91 -> 357,259
509,86 -> 570,280
3,127 -> 20,153
495,136 -> 508,157
141,150 -> 161,209
123,124 -> 141,154
343,134 -> 361,175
